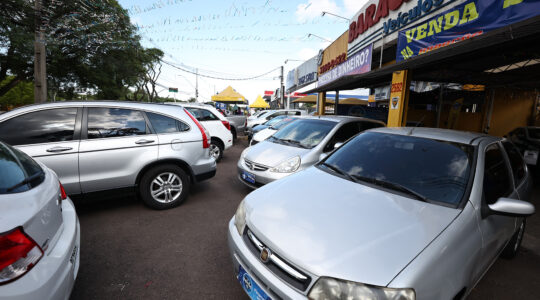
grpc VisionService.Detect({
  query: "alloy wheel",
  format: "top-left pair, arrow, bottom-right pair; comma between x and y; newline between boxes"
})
150,172 -> 183,203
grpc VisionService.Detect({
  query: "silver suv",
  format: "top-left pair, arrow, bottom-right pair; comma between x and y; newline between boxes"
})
0,101 -> 216,210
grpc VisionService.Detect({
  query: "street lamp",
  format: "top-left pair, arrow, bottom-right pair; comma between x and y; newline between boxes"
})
321,11 -> 349,20
307,33 -> 331,43
284,59 -> 303,64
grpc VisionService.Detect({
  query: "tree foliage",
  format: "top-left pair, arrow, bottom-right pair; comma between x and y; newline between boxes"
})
0,0 -> 163,102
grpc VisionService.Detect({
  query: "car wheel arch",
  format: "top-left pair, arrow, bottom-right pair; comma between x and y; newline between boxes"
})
136,159 -> 195,186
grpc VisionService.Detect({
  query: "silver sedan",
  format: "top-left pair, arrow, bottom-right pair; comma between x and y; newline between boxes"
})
228,127 -> 535,300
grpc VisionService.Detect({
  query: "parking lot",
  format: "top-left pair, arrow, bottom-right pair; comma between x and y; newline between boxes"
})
71,138 -> 540,300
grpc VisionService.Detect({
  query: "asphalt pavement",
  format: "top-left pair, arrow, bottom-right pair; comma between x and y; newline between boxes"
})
71,138 -> 540,300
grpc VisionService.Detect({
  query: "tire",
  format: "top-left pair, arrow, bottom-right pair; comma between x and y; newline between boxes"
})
501,219 -> 526,259
139,165 -> 190,210
231,127 -> 237,140
210,139 -> 224,162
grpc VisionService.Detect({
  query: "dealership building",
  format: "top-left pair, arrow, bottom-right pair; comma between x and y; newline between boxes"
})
287,0 -> 540,136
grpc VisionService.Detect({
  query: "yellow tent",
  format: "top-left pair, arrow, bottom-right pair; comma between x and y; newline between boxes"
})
211,86 -> 246,102
249,95 -> 270,108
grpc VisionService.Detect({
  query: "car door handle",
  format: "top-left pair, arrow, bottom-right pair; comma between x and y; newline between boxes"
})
46,146 -> 73,153
135,139 -> 155,145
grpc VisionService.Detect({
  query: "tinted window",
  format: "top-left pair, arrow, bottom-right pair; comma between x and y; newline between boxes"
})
87,108 -> 147,139
484,143 -> 512,205
322,132 -> 474,205
186,108 -> 219,121
270,119 -> 336,149
0,142 -> 44,194
271,118 -> 297,130
502,141 -> 526,185
0,108 -> 77,145
324,122 -> 362,152
147,112 -> 189,134
263,115 -> 287,126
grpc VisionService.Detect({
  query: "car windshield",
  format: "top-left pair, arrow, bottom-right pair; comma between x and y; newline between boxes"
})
263,115 -> 287,126
269,119 -> 336,149
0,142 -> 44,194
271,118 -> 297,130
527,128 -> 540,139
320,132 -> 474,206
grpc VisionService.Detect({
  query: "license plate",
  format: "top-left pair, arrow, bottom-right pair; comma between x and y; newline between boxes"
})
241,170 -> 256,184
238,265 -> 271,300
524,150 -> 538,165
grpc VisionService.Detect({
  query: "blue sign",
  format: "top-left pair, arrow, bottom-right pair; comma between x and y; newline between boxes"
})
396,0 -> 540,61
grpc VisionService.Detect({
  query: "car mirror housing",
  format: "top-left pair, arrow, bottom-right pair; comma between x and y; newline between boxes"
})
334,142 -> 344,149
319,153 -> 328,161
489,197 -> 535,217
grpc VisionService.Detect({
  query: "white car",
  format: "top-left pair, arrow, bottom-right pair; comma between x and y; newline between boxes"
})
0,140 -> 80,300
246,109 -> 306,132
167,103 -> 233,162
250,117 -> 299,147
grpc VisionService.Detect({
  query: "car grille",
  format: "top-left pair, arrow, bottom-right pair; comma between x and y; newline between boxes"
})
243,229 -> 312,292
244,159 -> 269,171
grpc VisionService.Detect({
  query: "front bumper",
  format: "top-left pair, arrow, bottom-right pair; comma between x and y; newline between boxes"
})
227,218 -> 307,300
0,198 -> 81,300
237,159 -> 291,189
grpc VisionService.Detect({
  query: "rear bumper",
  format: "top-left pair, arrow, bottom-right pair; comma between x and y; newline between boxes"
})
191,155 -> 217,181
0,198 -> 81,300
195,169 -> 216,182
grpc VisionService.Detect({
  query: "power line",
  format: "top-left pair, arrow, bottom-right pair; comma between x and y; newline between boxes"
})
162,60 -> 280,81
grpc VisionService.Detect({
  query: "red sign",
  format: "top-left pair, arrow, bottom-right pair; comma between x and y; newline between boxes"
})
264,91 -> 274,96
349,0 -> 411,44
287,93 -> 307,97
320,53 -> 347,74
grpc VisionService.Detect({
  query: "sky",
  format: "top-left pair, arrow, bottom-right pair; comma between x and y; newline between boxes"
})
117,0 -> 370,103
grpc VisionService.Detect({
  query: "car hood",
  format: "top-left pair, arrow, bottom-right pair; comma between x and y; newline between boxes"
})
245,140 -> 311,167
245,167 -> 460,286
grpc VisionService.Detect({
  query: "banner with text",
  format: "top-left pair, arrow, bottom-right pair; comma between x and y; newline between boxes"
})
396,0 -> 540,62
318,44 -> 373,87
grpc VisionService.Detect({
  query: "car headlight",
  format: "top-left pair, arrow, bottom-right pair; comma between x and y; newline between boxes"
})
308,277 -> 415,300
234,200 -> 246,235
270,156 -> 300,173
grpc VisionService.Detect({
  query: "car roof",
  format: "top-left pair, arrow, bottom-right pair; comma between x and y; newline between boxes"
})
301,115 -> 385,125
0,101 -> 186,119
369,127 -> 500,145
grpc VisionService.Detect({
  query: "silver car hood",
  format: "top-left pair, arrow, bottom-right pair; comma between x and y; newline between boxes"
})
245,140 -> 311,167
245,167 -> 460,286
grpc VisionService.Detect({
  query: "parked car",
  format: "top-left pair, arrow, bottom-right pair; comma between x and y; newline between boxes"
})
168,103 -> 233,162
250,117 -> 299,147
507,126 -> 540,166
238,116 -> 385,188
228,127 -> 535,300
246,109 -> 306,133
0,140 -> 80,299
0,101 -> 216,210
247,115 -> 289,141
224,113 -> 247,141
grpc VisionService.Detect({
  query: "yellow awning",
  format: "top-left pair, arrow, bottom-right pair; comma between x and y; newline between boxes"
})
211,86 -> 246,102
291,95 -> 334,104
249,95 -> 270,108
338,98 -> 369,105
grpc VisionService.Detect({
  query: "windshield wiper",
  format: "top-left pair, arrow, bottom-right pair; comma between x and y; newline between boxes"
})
278,139 -> 309,149
352,175 -> 429,202
320,162 -> 359,183
6,171 -> 45,192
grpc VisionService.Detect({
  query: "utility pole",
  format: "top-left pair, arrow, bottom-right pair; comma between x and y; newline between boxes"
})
280,65 -> 284,109
195,68 -> 199,102
34,0 -> 47,103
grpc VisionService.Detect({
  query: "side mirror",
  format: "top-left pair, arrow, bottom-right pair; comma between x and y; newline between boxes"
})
334,142 -> 344,149
319,153 -> 328,161
489,198 -> 535,217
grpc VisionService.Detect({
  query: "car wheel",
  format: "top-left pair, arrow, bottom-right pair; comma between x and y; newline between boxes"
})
210,139 -> 224,162
501,219 -> 526,259
139,165 -> 190,210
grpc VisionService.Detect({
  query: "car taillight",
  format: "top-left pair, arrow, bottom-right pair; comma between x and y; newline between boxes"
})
59,182 -> 67,200
0,227 -> 43,285
184,108 -> 209,148
221,120 -> 231,131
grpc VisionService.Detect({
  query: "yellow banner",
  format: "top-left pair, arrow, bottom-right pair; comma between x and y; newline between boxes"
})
387,70 -> 410,127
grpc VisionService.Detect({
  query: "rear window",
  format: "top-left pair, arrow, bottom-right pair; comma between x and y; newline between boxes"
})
321,132 -> 474,206
0,142 -> 44,194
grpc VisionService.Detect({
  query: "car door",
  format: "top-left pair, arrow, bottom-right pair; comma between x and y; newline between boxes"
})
78,107 -> 158,193
475,142 -> 518,275
0,107 -> 82,194
502,141 -> 531,200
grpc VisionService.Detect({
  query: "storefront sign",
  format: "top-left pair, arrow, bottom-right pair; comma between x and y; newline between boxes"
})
285,69 -> 296,91
348,0 -> 455,55
387,70 -> 410,127
296,56 -> 318,88
318,31 -> 349,75
318,44 -> 373,87
374,85 -> 391,100
396,0 -> 540,61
